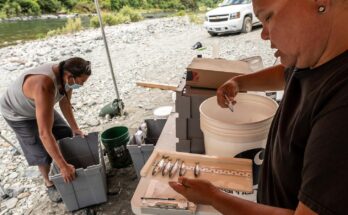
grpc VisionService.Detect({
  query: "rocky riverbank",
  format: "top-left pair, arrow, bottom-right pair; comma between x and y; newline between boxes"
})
0,14 -> 82,22
0,16 -> 274,214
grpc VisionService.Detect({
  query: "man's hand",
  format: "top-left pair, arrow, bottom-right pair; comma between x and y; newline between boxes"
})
169,177 -> 220,205
72,129 -> 85,137
60,164 -> 76,183
217,78 -> 240,108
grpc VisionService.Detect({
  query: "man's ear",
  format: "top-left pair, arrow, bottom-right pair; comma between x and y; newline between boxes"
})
313,0 -> 332,11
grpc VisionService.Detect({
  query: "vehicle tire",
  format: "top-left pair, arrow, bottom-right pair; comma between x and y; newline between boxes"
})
241,17 -> 253,33
208,32 -> 218,37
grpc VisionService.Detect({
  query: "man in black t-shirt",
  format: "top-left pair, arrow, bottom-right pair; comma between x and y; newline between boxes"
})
257,52 -> 348,215
169,0 -> 348,214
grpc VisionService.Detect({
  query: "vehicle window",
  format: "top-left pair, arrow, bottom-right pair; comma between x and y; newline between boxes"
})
220,0 -> 250,6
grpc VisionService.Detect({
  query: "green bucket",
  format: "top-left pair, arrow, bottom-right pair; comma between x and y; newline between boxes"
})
101,126 -> 132,168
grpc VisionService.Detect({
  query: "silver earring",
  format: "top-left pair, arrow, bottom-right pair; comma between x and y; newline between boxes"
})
318,6 -> 326,13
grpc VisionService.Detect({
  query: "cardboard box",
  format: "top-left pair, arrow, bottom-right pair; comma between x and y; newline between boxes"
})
186,58 -> 253,89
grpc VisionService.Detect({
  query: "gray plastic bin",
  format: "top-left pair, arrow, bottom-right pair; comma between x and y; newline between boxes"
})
49,132 -> 107,211
127,119 -> 166,178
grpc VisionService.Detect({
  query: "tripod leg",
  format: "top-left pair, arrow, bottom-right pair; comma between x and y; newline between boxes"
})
0,133 -> 21,155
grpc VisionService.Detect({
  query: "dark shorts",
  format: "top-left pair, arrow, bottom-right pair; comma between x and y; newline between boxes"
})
4,111 -> 73,166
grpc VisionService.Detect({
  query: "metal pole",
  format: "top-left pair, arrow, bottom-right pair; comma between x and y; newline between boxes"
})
0,132 -> 21,155
94,0 -> 120,100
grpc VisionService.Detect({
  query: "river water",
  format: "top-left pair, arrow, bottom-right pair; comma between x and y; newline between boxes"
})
0,16 -> 91,48
0,12 -> 174,48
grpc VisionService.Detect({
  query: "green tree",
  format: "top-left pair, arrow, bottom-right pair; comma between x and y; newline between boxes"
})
180,0 -> 198,10
198,0 -> 220,8
0,0 -> 7,9
73,0 -> 95,13
2,1 -> 21,17
17,0 -> 41,15
127,0 -> 144,8
37,0 -> 61,13
110,0 -> 128,11
60,0 -> 78,10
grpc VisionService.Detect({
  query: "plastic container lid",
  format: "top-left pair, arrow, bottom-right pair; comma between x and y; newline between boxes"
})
153,106 -> 173,118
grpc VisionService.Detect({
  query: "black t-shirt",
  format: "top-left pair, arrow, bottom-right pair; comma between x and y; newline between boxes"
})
257,50 -> 348,215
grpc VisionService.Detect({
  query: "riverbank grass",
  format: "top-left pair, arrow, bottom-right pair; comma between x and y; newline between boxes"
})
90,6 -> 143,28
47,18 -> 82,37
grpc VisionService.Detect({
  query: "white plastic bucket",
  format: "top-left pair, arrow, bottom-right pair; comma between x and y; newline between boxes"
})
200,93 -> 278,157
200,93 -> 278,201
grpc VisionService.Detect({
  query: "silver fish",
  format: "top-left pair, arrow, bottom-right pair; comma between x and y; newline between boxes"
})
152,156 -> 167,176
162,159 -> 173,176
169,159 -> 180,178
179,161 -> 186,176
194,162 -> 200,177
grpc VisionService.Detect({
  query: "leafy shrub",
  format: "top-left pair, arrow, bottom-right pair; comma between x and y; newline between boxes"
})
73,1 -> 95,13
90,12 -> 131,27
113,13 -> 131,24
90,6 -> 142,28
0,10 -> 6,19
189,13 -> 203,24
160,0 -> 184,10
100,0 -> 112,11
64,17 -> 82,31
0,0 -> 6,9
180,0 -> 198,11
175,10 -> 186,16
119,6 -> 142,22
110,0 -> 127,11
127,0 -> 145,8
18,0 -> 41,15
47,18 -> 82,37
2,2 -> 21,17
60,0 -> 78,10
89,15 -> 99,27
37,0 -> 60,13
198,0 -> 220,8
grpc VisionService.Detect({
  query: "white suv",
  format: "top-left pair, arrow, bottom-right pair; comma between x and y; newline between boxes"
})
204,0 -> 261,36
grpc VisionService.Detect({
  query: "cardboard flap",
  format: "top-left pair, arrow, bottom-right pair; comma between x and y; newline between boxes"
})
186,58 -> 253,89
187,58 -> 252,74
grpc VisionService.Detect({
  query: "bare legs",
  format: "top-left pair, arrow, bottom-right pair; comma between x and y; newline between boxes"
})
38,164 -> 53,187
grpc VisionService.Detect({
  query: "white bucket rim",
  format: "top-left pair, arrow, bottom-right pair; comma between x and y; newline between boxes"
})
199,93 -> 278,126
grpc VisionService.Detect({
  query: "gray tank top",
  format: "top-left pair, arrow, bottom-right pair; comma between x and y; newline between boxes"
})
0,63 -> 64,121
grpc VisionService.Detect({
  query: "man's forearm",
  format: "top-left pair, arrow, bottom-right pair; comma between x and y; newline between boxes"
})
211,190 -> 294,215
235,64 -> 285,92
40,133 -> 68,168
59,98 -> 78,131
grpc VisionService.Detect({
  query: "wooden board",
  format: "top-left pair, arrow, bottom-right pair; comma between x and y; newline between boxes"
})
136,82 -> 178,91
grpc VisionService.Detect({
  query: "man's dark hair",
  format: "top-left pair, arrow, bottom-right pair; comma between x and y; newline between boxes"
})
59,57 -> 91,78
58,57 -> 91,108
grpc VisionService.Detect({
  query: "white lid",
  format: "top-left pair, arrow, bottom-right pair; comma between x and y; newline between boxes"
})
153,106 -> 173,118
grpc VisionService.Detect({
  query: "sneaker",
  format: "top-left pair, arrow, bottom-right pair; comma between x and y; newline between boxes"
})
46,185 -> 62,203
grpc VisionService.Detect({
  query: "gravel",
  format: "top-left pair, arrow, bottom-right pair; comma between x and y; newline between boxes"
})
0,16 -> 274,214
